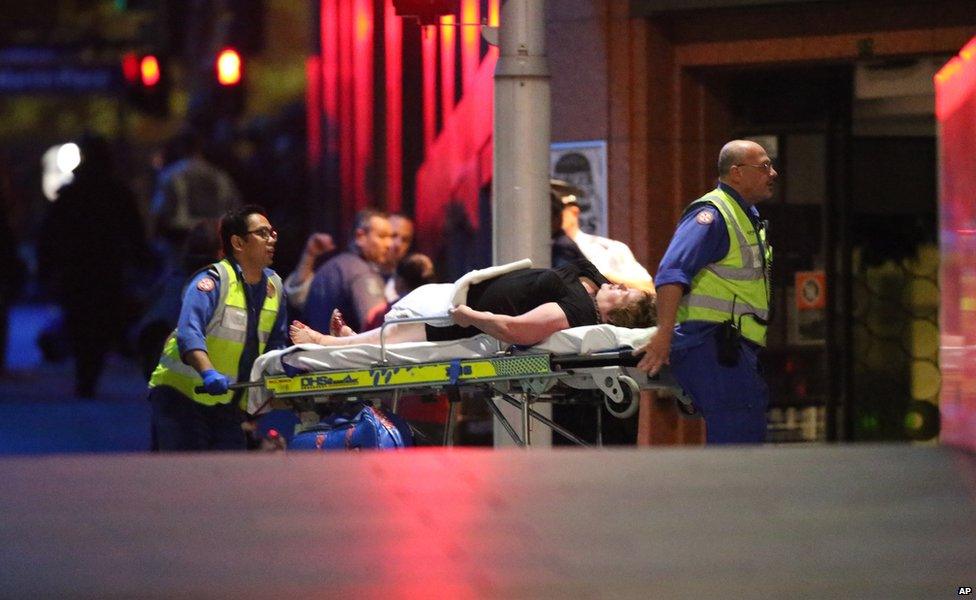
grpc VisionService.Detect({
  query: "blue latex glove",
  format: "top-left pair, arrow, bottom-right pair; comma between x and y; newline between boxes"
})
201,369 -> 231,395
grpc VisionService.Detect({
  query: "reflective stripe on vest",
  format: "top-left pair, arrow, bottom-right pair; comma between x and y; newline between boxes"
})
677,188 -> 772,346
148,259 -> 282,406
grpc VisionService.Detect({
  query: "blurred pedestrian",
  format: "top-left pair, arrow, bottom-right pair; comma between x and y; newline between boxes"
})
283,231 -> 336,319
133,219 -> 222,380
392,252 -> 435,301
384,213 -> 415,301
303,209 -> 392,334
147,205 -> 288,451
549,190 -> 587,269
554,179 -> 655,294
0,162 -> 26,375
37,133 -> 148,397
150,128 -> 241,254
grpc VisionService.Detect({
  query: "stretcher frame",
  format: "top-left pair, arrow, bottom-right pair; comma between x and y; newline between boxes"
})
246,332 -> 683,447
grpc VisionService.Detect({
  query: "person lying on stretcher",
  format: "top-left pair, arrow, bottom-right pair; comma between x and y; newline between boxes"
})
289,258 -> 656,347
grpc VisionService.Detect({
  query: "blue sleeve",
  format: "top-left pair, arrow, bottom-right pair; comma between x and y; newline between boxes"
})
176,271 -> 220,357
303,268 -> 331,332
266,291 -> 289,350
655,205 -> 729,291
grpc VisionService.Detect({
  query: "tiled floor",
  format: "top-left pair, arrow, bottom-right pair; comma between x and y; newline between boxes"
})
0,444 -> 973,598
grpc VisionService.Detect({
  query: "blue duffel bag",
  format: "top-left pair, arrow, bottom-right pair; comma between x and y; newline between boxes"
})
289,403 -> 413,451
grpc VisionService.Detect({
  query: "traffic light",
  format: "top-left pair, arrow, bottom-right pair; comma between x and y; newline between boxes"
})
139,54 -> 161,86
392,0 -> 455,25
216,48 -> 242,86
121,51 -> 169,117
213,47 -> 246,116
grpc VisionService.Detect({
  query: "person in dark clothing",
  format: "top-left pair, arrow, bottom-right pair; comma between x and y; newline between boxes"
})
0,168 -> 26,374
302,209 -> 392,333
133,219 -> 222,380
392,252 -> 435,301
550,190 -> 587,269
150,129 -> 241,250
290,259 -> 656,347
37,134 -> 148,397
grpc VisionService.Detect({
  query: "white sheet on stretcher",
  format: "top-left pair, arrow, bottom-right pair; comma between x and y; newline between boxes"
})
246,324 -> 656,414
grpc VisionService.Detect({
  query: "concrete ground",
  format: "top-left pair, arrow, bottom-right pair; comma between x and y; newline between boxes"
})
0,304 -> 153,453
0,304 -> 297,453
0,444 -> 973,598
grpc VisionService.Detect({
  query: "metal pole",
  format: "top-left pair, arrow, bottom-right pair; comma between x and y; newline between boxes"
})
493,389 -> 592,447
492,0 -> 551,447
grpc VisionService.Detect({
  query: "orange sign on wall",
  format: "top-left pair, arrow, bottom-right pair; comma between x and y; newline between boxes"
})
795,271 -> 826,310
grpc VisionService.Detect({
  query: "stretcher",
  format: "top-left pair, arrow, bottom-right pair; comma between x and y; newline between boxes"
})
244,322 -> 687,447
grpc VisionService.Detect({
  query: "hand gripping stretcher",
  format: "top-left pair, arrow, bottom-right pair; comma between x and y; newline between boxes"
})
243,323 -> 686,447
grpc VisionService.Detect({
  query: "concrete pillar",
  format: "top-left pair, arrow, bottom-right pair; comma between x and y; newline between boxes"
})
492,0 -> 551,447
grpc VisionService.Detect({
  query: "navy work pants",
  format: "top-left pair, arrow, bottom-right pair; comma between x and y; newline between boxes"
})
670,334 -> 769,444
148,385 -> 247,451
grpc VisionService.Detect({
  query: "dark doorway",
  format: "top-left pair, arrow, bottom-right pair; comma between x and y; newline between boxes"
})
721,66 -> 852,442
848,136 -> 939,441
717,65 -> 940,442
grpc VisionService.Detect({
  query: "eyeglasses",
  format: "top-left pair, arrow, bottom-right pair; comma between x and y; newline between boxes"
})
246,227 -> 278,241
734,161 -> 775,173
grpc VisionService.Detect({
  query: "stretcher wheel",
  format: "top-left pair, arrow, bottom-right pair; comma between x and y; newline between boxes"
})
604,375 -> 639,419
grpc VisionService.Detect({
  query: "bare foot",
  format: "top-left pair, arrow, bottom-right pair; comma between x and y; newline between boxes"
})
289,320 -> 343,346
289,320 -> 321,345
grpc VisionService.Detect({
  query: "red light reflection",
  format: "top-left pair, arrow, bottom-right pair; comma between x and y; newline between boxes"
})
385,0 -> 403,212
938,35 -> 976,451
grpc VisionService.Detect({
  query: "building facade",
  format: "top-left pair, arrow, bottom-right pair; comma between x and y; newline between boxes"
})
306,0 -> 976,444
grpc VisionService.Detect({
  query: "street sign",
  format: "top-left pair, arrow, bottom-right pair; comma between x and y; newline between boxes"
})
0,64 -> 121,94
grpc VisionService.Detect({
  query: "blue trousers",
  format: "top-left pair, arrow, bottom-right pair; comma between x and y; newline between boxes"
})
148,385 -> 246,451
670,334 -> 769,444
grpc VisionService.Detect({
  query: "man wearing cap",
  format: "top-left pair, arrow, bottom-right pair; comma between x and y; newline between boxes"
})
147,205 -> 288,451
550,181 -> 648,446
550,190 -> 587,269
635,139 -> 775,444
553,180 -> 655,294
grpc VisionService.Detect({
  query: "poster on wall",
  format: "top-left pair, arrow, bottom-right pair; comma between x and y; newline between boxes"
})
789,271 -> 827,345
550,140 -> 608,238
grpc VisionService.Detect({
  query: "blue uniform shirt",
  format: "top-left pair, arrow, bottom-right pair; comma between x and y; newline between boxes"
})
655,181 -> 764,351
177,262 -> 289,382
304,248 -> 387,333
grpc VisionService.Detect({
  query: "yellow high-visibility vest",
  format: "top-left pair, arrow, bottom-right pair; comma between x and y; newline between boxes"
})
676,188 -> 772,346
149,259 -> 282,406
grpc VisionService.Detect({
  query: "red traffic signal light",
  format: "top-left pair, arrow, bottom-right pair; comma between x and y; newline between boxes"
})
216,47 -> 243,86
392,0 -> 455,25
121,52 -> 139,84
140,55 -> 161,87
121,51 -> 169,117
211,47 -> 246,117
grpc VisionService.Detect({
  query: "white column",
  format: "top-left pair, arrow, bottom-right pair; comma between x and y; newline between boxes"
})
492,0 -> 551,448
